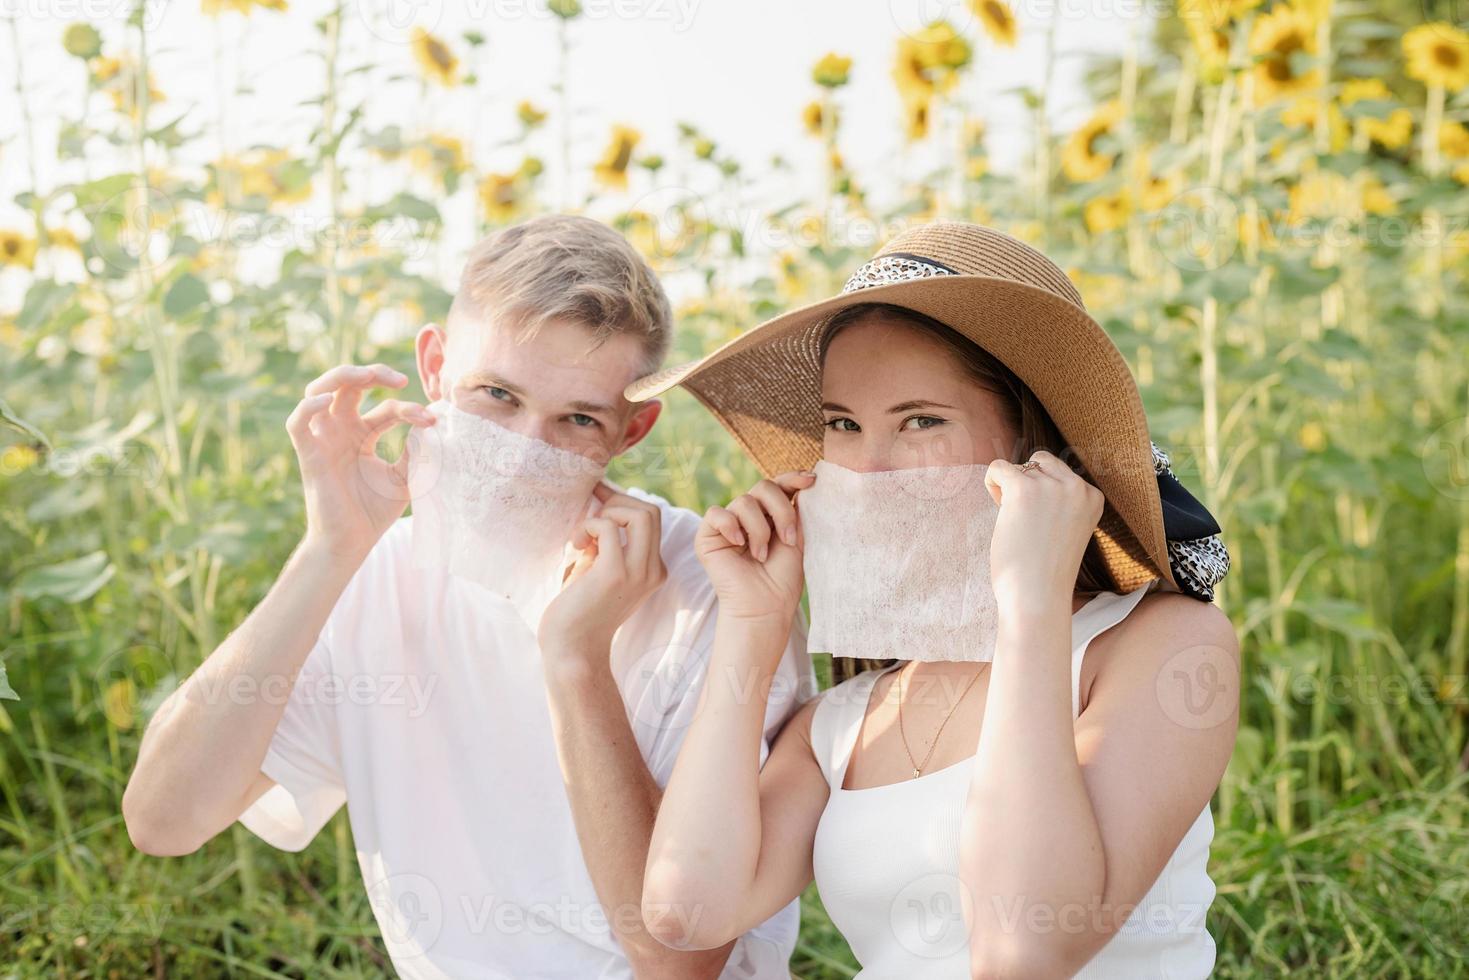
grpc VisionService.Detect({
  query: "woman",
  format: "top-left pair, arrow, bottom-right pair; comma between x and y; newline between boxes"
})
633,222 -> 1239,978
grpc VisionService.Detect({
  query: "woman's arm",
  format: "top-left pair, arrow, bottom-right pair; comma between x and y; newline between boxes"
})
641,470 -> 831,949
960,453 -> 1240,979
642,628 -> 830,949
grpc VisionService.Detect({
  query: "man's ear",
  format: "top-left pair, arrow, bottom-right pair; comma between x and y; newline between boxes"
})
416,323 -> 448,401
615,399 -> 662,456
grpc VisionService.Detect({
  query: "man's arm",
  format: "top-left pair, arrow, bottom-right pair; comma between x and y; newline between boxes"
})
537,488 -> 736,979
122,364 -> 433,856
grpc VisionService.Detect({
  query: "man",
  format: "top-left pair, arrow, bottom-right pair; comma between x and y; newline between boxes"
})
122,214 -> 811,979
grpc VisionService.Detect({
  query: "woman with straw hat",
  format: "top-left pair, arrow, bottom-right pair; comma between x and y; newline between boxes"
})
637,221 -> 1238,978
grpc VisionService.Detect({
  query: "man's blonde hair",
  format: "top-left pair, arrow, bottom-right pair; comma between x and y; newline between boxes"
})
449,214 -> 672,376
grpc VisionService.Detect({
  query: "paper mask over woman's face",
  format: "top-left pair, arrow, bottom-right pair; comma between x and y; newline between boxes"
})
799,459 -> 1002,662
802,315 -> 1018,662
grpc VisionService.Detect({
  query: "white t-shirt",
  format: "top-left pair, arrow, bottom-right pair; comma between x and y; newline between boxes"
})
239,488 -> 812,979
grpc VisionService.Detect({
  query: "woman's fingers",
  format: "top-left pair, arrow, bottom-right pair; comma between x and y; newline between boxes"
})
748,479 -> 801,548
703,505 -> 745,550
727,494 -> 773,562
770,470 -> 817,494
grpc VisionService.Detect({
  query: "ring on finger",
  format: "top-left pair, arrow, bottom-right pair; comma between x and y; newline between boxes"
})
1017,459 -> 1043,473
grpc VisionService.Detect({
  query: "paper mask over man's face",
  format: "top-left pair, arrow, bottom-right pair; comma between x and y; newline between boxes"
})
408,401 -> 607,613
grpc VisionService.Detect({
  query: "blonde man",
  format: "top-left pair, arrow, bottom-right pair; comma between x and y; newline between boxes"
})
122,215 -> 810,979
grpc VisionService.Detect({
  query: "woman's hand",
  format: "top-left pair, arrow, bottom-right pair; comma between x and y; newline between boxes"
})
983,450 -> 1105,612
696,471 -> 815,627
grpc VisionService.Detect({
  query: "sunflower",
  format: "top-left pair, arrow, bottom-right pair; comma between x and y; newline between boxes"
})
1359,173 -> 1396,215
45,227 -> 81,252
1280,96 -> 1349,152
803,100 -> 837,138
1131,150 -> 1183,210
775,250 -> 807,300
1403,22 -> 1469,93
812,52 -> 853,89
969,0 -> 1018,47
224,148 -> 313,207
1084,191 -> 1131,234
594,124 -> 641,189
408,134 -> 469,190
903,95 -> 931,142
1339,78 -> 1412,148
411,28 -> 460,87
0,230 -> 36,269
92,56 -> 165,118
1440,121 -> 1469,158
517,101 -> 547,128
1061,100 -> 1124,182
62,23 -> 102,59
893,21 -> 969,101
478,173 -> 522,224
1249,4 -> 1321,102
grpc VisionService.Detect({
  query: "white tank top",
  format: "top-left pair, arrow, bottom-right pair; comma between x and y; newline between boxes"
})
808,584 -> 1218,978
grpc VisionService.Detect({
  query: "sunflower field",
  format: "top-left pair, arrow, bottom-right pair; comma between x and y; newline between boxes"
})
3,0 -> 1469,976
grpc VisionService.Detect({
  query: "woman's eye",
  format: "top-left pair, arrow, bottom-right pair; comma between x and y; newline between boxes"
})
567,413 -> 599,429
824,417 -> 859,433
902,415 -> 946,431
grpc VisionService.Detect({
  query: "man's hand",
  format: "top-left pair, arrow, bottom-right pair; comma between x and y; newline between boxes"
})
287,363 -> 437,564
538,484 -> 668,660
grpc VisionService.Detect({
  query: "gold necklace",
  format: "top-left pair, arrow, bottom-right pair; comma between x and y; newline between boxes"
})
895,663 -> 988,779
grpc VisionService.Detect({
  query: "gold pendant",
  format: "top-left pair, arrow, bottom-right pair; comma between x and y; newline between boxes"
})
913,768 -> 921,779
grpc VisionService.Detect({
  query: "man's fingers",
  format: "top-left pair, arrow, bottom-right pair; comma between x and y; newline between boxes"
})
359,400 -> 435,455
595,504 -> 661,578
286,392 -> 333,448
303,363 -> 409,401
579,517 -> 626,575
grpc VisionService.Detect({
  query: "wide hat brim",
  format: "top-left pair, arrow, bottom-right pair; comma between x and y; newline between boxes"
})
626,273 -> 1177,594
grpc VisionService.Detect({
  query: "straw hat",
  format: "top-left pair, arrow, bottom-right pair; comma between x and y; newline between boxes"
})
625,221 -> 1229,598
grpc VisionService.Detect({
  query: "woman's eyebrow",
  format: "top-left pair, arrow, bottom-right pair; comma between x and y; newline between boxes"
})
888,399 -> 955,413
820,401 -> 853,413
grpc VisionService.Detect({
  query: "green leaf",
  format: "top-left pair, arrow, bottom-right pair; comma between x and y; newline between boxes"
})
13,552 -> 116,604
0,660 -> 16,701
0,397 -> 51,451
163,274 -> 209,317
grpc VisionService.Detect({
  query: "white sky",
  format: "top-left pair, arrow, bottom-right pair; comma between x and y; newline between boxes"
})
2,0 -> 1149,305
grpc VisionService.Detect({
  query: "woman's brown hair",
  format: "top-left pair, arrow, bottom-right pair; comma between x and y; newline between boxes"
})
817,301 -> 1118,685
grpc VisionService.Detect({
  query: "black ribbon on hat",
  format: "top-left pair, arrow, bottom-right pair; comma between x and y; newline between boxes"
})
1151,443 -> 1230,602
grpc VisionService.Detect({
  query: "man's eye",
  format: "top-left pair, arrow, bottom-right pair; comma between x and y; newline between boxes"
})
823,417 -> 859,433
485,386 -> 514,403
568,414 -> 599,428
